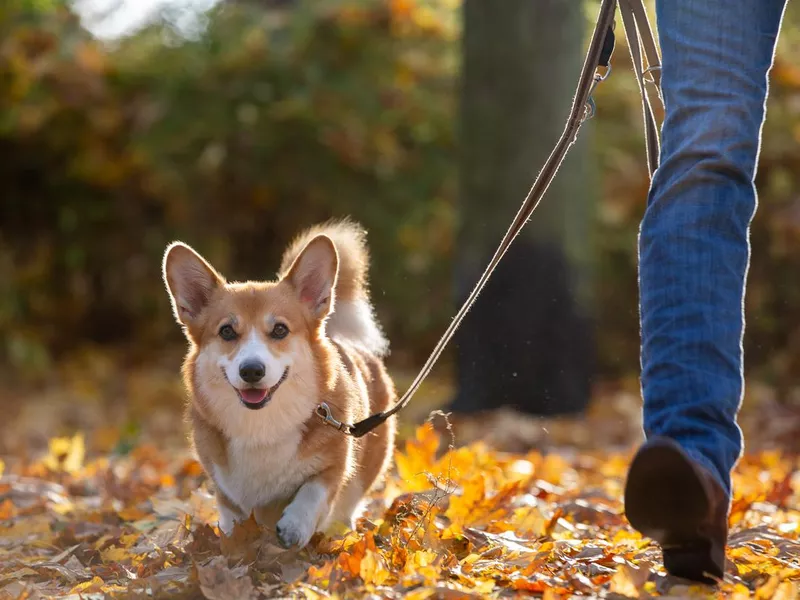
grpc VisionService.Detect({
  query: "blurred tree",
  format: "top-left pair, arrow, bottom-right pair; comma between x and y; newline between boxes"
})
2,0 -> 798,395
228,0 -> 295,6
451,0 -> 596,416
0,0 -> 457,374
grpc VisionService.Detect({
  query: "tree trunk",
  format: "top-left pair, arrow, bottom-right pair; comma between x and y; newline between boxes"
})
451,0 -> 596,416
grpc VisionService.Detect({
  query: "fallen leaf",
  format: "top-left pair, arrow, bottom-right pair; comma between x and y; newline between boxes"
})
197,556 -> 256,600
42,434 -> 85,474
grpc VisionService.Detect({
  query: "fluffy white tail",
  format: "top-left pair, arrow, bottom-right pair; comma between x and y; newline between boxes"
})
279,220 -> 389,356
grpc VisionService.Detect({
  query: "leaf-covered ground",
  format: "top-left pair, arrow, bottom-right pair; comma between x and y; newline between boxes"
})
0,369 -> 798,599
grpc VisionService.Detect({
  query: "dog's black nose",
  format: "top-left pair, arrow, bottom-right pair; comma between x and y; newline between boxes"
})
239,361 -> 266,383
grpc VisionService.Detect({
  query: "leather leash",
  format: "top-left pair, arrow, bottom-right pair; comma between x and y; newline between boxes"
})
317,0 -> 664,438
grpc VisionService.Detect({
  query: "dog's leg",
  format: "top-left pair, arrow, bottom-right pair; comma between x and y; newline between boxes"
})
328,476 -> 366,530
216,491 -> 244,536
190,408 -> 241,535
218,503 -> 238,536
276,476 -> 338,549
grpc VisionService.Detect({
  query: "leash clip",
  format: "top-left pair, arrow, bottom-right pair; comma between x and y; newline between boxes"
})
643,65 -> 661,84
643,65 -> 663,101
315,403 -> 351,433
583,65 -> 612,122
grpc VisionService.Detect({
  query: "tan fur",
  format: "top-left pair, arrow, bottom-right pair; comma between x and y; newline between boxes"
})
279,219 -> 389,356
278,219 -> 369,306
164,220 -> 396,547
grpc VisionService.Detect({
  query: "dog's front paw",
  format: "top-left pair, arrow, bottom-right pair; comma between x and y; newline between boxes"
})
276,510 -> 315,549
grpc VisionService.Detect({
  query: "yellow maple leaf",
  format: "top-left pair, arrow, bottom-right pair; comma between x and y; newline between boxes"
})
609,564 -> 650,597
117,506 -> 149,521
444,473 -> 486,536
731,583 -> 753,600
42,433 -> 85,474
395,423 -> 441,491
119,533 -> 141,548
2,515 -> 52,539
100,546 -> 130,563
403,590 -> 435,600
401,549 -> 440,586
473,579 -> 496,595
772,581 -> 799,600
360,549 -> 390,586
307,561 -> 334,587
70,576 -> 104,594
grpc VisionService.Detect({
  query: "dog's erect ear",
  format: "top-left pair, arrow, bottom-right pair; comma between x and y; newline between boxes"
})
163,242 -> 225,325
284,235 -> 339,320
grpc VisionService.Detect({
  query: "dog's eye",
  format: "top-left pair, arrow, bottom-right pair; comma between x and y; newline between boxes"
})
270,323 -> 289,340
218,325 -> 238,341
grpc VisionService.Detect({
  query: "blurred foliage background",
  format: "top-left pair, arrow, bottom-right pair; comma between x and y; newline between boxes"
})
1,0 -> 800,405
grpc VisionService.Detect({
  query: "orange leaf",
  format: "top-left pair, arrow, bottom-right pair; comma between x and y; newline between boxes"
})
395,423 -> 442,491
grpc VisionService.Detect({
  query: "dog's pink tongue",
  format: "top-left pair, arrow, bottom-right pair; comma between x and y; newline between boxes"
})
240,388 -> 268,404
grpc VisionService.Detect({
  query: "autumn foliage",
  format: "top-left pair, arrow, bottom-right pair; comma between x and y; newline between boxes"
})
0,420 -> 798,599
1,1 -> 800,596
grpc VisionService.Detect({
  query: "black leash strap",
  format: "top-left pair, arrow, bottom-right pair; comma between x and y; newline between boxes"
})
316,0 -> 663,438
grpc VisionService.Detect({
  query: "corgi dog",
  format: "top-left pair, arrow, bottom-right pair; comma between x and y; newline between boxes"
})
162,220 -> 396,548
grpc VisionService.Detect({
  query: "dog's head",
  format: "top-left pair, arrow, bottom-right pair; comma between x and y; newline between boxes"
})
162,237 -> 339,438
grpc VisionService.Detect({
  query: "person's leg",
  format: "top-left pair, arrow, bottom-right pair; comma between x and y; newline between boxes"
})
627,0 -> 788,582
640,0 -> 787,497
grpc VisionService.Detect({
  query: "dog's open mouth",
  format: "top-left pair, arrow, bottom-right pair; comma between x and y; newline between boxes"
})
233,368 -> 289,410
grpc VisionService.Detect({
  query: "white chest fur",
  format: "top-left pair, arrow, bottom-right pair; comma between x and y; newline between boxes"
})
213,432 -> 315,513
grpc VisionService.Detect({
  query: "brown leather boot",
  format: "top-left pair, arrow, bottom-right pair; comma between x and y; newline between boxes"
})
624,436 -> 729,584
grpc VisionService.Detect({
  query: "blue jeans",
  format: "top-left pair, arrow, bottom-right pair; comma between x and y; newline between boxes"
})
640,0 -> 787,495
